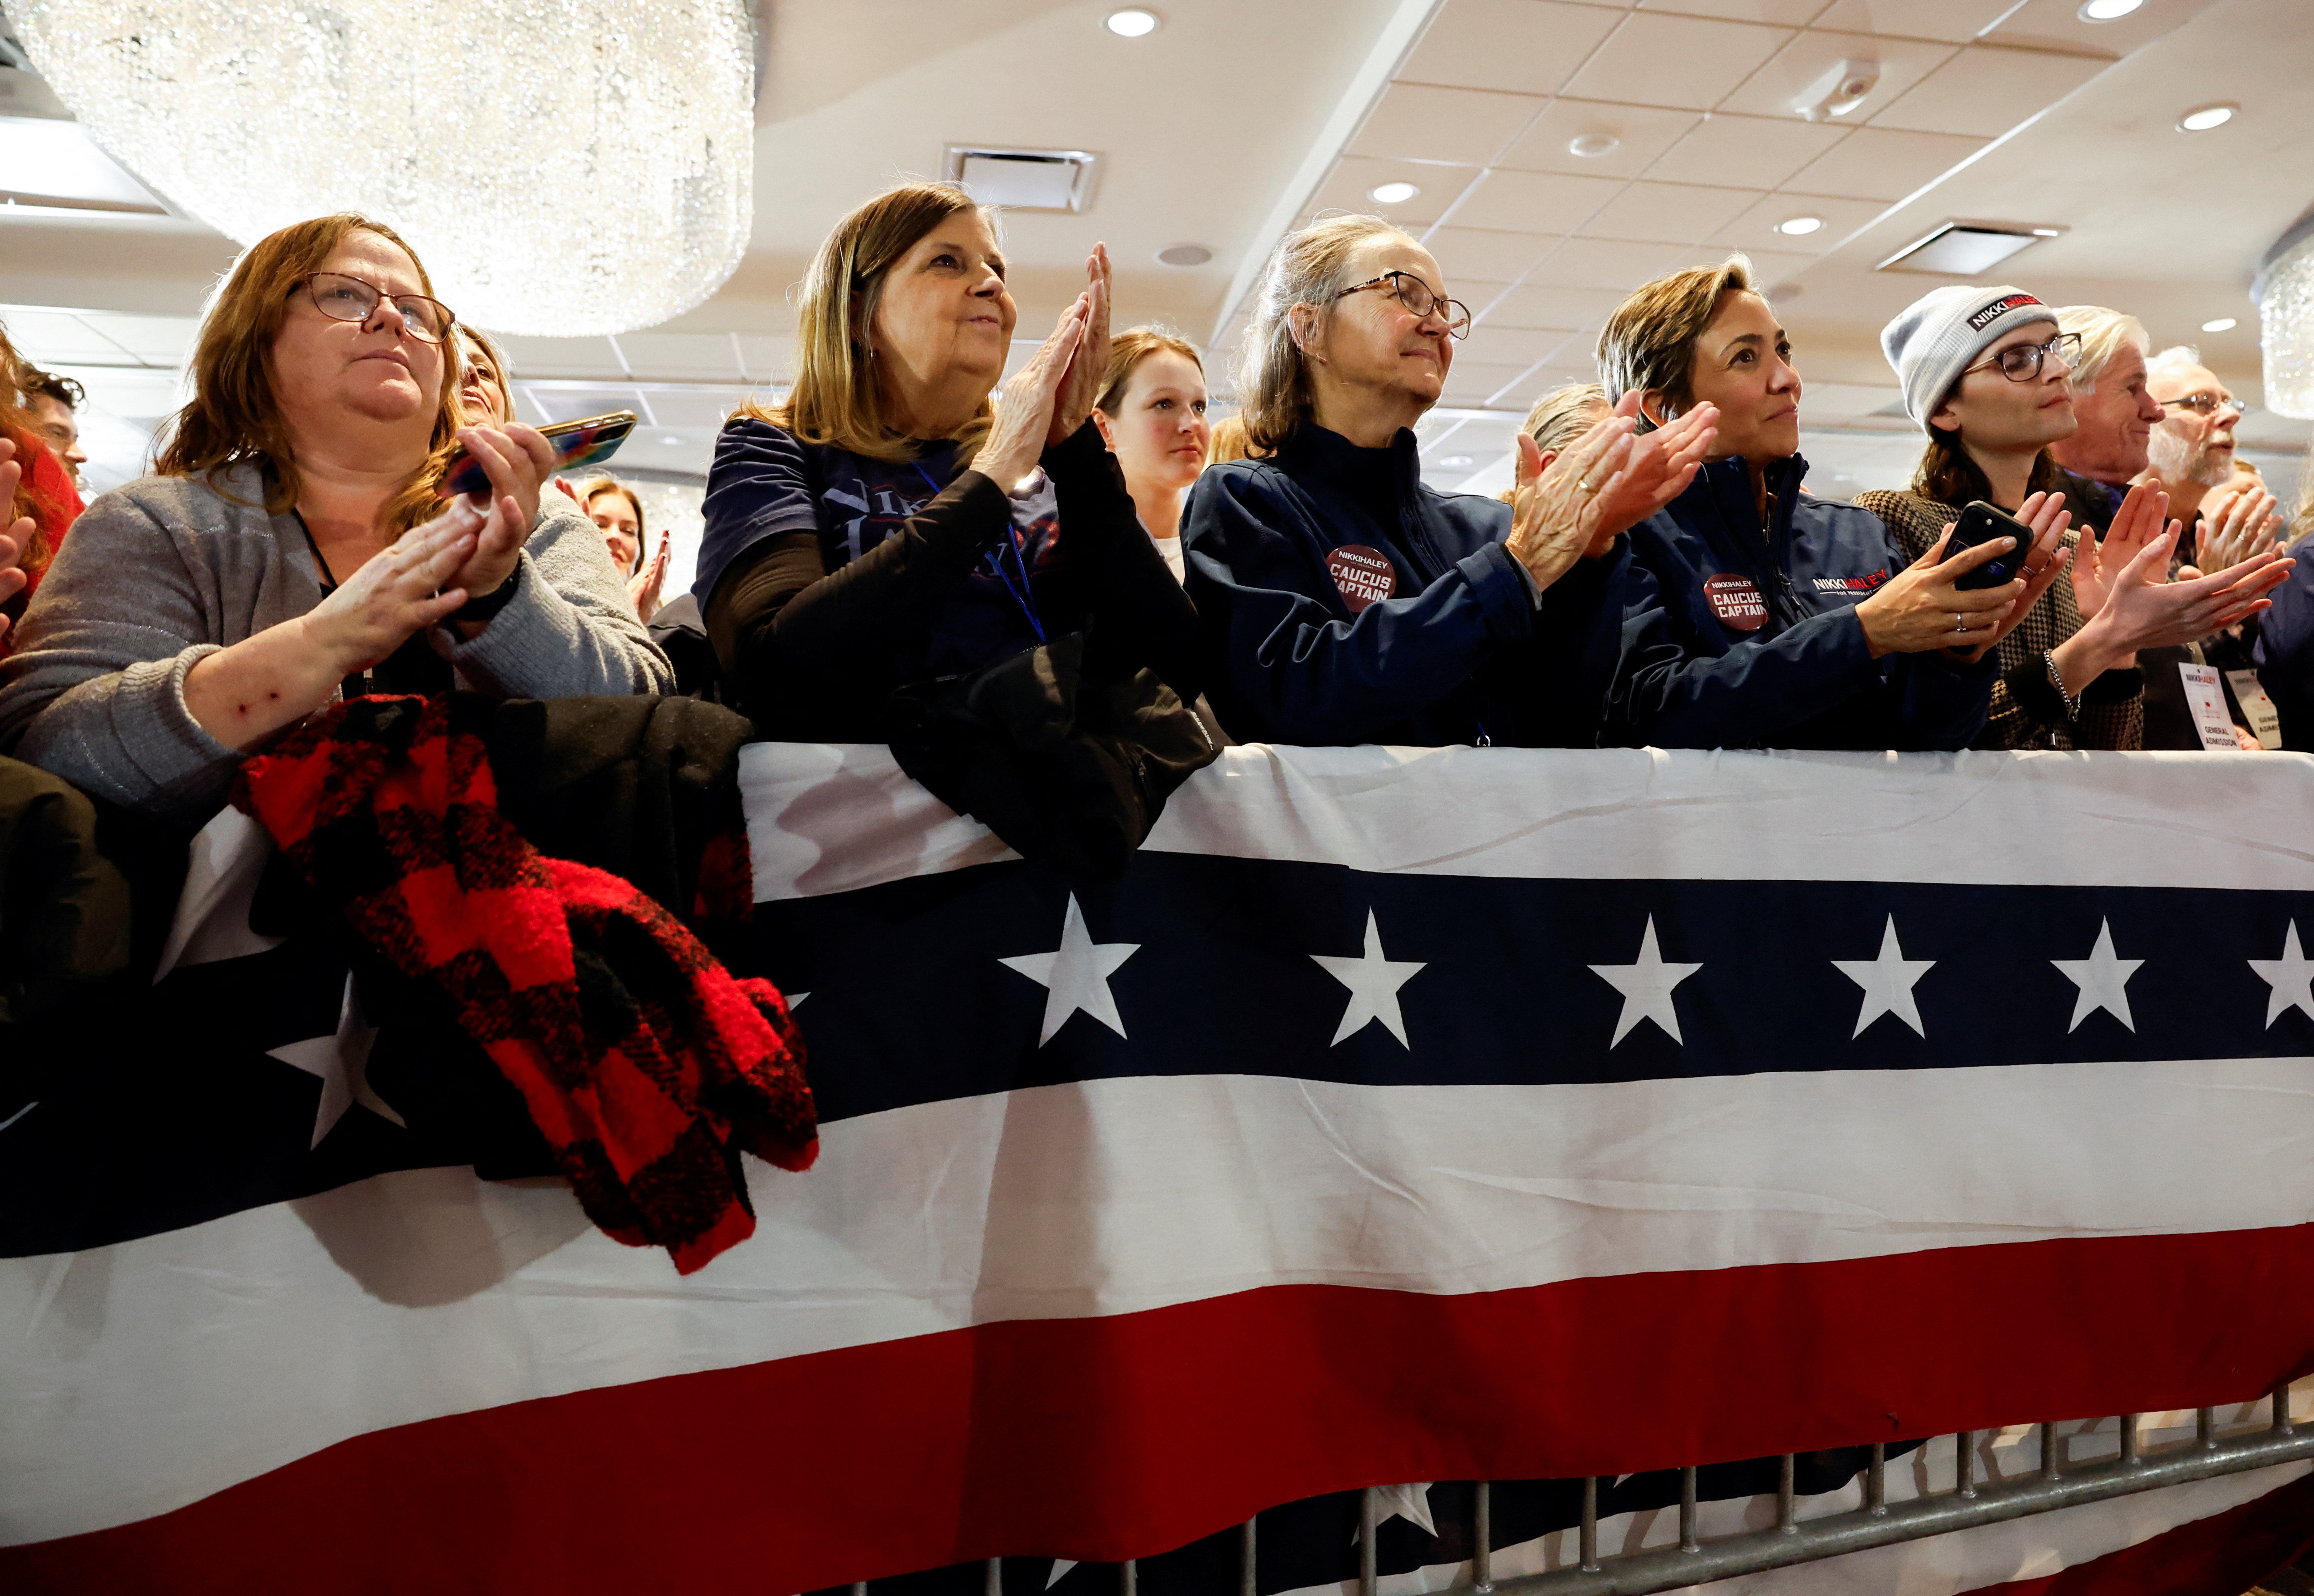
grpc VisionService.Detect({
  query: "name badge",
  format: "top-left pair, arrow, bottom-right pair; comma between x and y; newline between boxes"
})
1327,544 -> 1397,612
2180,663 -> 2240,751
1703,572 -> 1769,632
2225,669 -> 2284,749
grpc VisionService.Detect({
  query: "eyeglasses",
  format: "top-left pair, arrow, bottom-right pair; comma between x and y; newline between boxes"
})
1332,271 -> 1472,339
295,271 -> 457,343
1961,330 -> 2082,384
2159,390 -> 2248,417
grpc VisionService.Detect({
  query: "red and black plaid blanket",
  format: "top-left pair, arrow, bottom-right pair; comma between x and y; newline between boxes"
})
233,695 -> 816,1274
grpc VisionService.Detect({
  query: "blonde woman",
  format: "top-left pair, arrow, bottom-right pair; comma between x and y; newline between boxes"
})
1091,327 -> 1210,581
695,182 -> 1195,739
0,212 -> 668,818
458,325 -> 515,426
1179,213 -> 1712,747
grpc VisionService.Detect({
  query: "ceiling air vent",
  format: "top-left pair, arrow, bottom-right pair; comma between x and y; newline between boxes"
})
943,146 -> 1101,212
1877,221 -> 2066,276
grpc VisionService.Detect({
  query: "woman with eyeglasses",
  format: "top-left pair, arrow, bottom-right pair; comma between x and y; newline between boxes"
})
1179,214 -> 1712,747
1855,284 -> 2288,751
0,213 -> 671,818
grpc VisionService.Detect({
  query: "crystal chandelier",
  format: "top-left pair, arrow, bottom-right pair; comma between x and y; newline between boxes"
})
2256,212 -> 2314,421
12,1 -> 756,337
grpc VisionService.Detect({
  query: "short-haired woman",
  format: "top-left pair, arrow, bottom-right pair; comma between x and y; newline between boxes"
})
1599,258 -> 2056,750
695,183 -> 1194,741
1181,214 -> 1714,748
1091,327 -> 1210,582
1498,382 -> 1608,504
1857,284 -> 2287,749
0,213 -> 670,818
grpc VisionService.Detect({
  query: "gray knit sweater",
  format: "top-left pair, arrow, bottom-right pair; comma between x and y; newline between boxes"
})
0,465 -> 675,819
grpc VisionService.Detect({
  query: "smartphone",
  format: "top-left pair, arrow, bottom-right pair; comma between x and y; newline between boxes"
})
1945,500 -> 2034,591
438,410 -> 639,500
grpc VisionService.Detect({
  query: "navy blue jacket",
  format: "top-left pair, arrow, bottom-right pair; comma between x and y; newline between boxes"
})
1180,423 -> 1625,746
2256,542 -> 2314,750
1608,454 -> 1994,750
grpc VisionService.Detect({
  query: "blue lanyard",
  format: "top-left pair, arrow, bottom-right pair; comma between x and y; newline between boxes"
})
914,459 -> 1045,643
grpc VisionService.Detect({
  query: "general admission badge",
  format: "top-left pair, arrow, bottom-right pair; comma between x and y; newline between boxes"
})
1702,572 -> 1769,632
1326,544 -> 1396,612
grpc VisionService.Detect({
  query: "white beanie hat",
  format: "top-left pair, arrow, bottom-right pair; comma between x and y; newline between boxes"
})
1879,284 -> 2057,430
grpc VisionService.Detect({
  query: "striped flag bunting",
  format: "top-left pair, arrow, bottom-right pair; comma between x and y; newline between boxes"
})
4,743 -> 2312,1593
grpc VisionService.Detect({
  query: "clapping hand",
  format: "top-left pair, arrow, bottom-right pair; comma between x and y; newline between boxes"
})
299,500 -> 482,675
2181,483 -> 2280,580
1047,243 -> 1112,446
629,530 -> 670,624
976,294 -> 1088,491
2070,480 -> 2169,621
1944,490 -> 2073,661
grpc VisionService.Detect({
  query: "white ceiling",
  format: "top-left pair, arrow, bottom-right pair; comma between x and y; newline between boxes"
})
5,0 -> 2313,500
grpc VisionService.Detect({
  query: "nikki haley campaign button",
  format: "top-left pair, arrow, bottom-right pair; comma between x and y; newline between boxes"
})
1704,573 -> 1769,632
1327,544 -> 1397,612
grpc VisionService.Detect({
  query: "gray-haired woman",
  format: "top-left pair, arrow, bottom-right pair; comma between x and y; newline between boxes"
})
1178,214 -> 1714,747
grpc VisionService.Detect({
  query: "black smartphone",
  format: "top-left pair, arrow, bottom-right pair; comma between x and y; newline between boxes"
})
1945,500 -> 2033,590
437,410 -> 639,500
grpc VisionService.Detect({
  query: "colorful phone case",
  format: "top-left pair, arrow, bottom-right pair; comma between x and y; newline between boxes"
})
438,412 -> 638,499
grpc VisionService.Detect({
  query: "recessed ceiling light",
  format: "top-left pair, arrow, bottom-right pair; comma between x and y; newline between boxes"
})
1156,242 -> 1212,268
662,434 -> 682,445
1441,455 -> 1474,468
2203,317 -> 2239,333
1775,214 -> 1825,236
2078,0 -> 2143,19
1104,8 -> 1160,37
1567,133 -> 1619,158
1369,181 -> 1420,205
2179,103 -> 2237,132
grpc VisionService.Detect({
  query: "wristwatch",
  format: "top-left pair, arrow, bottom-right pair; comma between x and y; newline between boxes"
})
452,558 -> 523,624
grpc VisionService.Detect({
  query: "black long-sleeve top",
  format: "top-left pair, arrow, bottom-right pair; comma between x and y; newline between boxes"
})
696,417 -> 1197,742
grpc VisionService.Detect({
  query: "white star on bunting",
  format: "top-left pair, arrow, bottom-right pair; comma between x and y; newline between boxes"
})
267,974 -> 404,1149
1311,909 -> 1427,1046
2051,918 -> 2145,1032
2249,921 -> 2314,1028
999,895 -> 1140,1044
1353,1481 -> 1438,1542
1588,915 -> 1702,1046
1833,915 -> 1935,1038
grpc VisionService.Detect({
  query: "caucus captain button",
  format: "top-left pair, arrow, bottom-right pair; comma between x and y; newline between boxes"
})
1703,572 -> 1769,632
1326,544 -> 1397,612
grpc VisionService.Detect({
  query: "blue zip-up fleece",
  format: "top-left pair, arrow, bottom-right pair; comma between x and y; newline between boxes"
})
1608,454 -> 1995,750
1180,424 -> 1625,747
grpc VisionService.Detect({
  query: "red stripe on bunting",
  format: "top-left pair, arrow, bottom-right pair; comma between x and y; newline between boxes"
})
9,1225 -> 2314,1596
1980,1470 -> 2314,1595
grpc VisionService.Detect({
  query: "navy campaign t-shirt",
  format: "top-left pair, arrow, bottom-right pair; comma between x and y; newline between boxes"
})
695,416 -> 1063,681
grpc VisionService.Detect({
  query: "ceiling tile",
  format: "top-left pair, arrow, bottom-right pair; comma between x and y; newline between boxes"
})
1492,97 -> 1703,178
1783,126 -> 1989,202
1348,82 -> 1546,167
734,335 -> 795,384
73,313 -> 197,365
1869,44 -> 2111,138
4,308 -> 141,366
1715,29 -> 1956,121
1424,226 -> 1566,284
1449,167 -> 1626,233
523,385 -> 645,424
1479,281 -> 1628,332
1636,0 -> 1822,22
1708,193 -> 1889,255
1649,244 -> 1816,287
1533,237 -> 1688,291
642,390 -> 749,430
616,332 -> 749,382
1443,359 -> 1542,407
1654,113 -> 1850,190
498,335 -> 626,380
1584,181 -> 1766,245
1559,13 -> 1795,111
1307,155 -> 1483,228
1464,325 -> 1587,366
1397,0 -> 1626,96
1811,0 -> 2026,45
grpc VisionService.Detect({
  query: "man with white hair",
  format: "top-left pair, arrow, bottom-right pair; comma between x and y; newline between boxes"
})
2141,345 -> 2250,542
2047,306 -> 2162,531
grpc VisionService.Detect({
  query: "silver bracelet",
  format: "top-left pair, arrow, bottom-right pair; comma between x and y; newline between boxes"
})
2045,648 -> 2082,721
